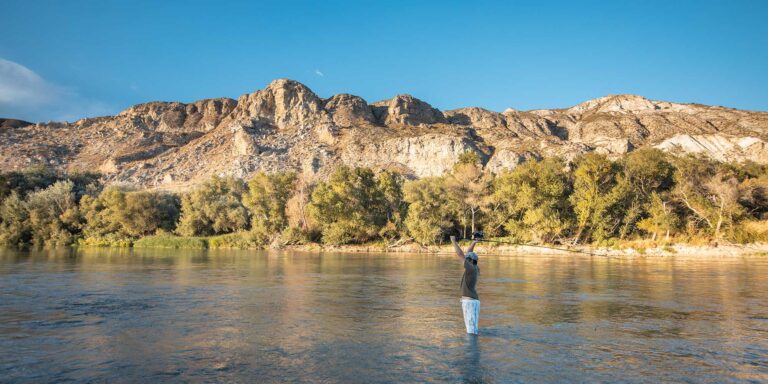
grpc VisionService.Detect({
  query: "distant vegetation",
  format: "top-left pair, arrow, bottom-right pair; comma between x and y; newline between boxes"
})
2,149 -> 768,249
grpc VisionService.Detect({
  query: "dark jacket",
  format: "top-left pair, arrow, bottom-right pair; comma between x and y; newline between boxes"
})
461,258 -> 479,299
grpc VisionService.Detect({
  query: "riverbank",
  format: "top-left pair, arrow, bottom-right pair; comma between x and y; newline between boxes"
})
290,241 -> 768,257
85,234 -> 768,257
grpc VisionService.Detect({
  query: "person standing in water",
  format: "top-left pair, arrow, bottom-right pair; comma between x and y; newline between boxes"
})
451,235 -> 480,335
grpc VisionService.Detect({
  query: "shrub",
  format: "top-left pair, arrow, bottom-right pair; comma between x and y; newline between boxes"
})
403,177 -> 455,245
0,192 -> 31,247
80,187 -> 180,240
133,235 -> 207,249
308,167 -> 388,245
25,180 -> 81,247
177,176 -> 249,236
78,234 -> 133,248
243,171 -> 296,244
208,232 -> 258,249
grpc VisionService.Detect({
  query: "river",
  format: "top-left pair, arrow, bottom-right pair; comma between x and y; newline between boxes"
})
0,248 -> 766,383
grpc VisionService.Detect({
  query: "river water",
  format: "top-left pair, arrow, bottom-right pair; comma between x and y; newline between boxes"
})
0,248 -> 766,383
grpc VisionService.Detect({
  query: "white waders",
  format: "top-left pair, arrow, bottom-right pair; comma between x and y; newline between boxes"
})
461,297 -> 480,334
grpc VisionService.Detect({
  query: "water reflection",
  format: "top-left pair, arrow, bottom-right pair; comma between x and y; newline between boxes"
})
0,249 -> 767,382
459,335 -> 484,384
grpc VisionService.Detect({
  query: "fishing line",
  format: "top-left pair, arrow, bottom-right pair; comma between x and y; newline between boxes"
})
466,236 -> 614,258
460,231 -> 612,259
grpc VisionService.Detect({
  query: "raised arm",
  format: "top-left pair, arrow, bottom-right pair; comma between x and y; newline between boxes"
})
466,240 -> 478,253
450,236 -> 465,261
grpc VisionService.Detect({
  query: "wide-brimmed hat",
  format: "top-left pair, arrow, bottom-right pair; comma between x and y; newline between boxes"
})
466,251 -> 478,261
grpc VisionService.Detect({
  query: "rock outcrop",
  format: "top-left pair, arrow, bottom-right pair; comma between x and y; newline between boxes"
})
0,118 -> 32,129
371,95 -> 446,126
324,94 -> 375,127
654,134 -> 768,163
1,80 -> 767,190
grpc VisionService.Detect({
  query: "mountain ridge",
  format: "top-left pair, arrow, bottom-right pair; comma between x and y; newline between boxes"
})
2,79 -> 768,190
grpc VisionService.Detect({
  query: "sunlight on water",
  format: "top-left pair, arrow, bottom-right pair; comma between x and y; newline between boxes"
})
0,248 -> 767,383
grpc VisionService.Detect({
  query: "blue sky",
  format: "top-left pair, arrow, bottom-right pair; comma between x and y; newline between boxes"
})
1,0 -> 767,122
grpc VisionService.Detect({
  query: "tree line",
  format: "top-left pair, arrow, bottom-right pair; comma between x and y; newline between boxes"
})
1,148 -> 768,249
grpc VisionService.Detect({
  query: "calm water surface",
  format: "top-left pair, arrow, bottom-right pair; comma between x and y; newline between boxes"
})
1,248 -> 767,383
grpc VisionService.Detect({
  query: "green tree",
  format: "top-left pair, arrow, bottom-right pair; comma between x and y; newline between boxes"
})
738,176 -> 768,220
0,192 -> 31,247
0,167 -> 58,205
244,171 -> 297,243
672,156 -> 744,240
81,187 -> 180,240
403,177 -> 455,245
637,192 -> 679,241
284,175 -> 315,242
25,180 -> 81,247
308,167 -> 387,244
569,153 -> 621,244
377,170 -> 407,241
0,167 -> 99,203
490,158 -> 572,243
123,191 -> 179,236
79,188 -> 125,239
613,149 -> 675,239
177,176 -> 249,236
445,151 -> 492,238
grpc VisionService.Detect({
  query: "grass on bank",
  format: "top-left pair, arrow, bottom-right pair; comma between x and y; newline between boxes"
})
76,230 -> 768,252
132,235 -> 208,249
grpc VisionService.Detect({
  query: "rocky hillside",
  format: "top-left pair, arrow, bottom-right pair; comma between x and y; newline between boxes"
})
2,79 -> 767,190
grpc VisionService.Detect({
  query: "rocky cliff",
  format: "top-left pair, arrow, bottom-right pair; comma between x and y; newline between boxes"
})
1,79 -> 767,189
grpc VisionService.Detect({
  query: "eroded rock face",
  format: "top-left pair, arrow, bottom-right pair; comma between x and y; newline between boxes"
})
654,134 -> 768,163
446,107 -> 505,129
324,94 -> 375,127
340,134 -> 480,177
231,79 -> 332,130
1,79 -> 767,190
371,95 -> 446,126
118,98 -> 236,132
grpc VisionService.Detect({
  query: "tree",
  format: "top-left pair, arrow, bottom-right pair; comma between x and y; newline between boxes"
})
622,149 -> 675,197
0,166 -> 59,203
672,156 -> 744,240
613,149 -> 675,239
636,192 -> 679,241
243,171 -> 296,243
569,153 -> 621,244
445,151 -> 492,238
79,188 -> 126,239
284,174 -> 315,242
490,158 -> 572,243
404,177 -> 455,245
81,187 -> 180,240
377,170 -> 407,241
0,192 -> 31,247
307,167 -> 387,244
0,167 -> 99,204
738,176 -> 768,220
177,176 -> 249,236
25,180 -> 81,247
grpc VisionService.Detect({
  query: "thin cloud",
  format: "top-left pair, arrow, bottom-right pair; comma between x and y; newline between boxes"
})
0,58 -> 115,122
0,58 -> 62,106
314,69 -> 324,77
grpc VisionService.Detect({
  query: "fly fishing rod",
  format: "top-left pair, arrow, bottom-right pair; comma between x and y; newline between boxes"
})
465,231 -> 613,258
